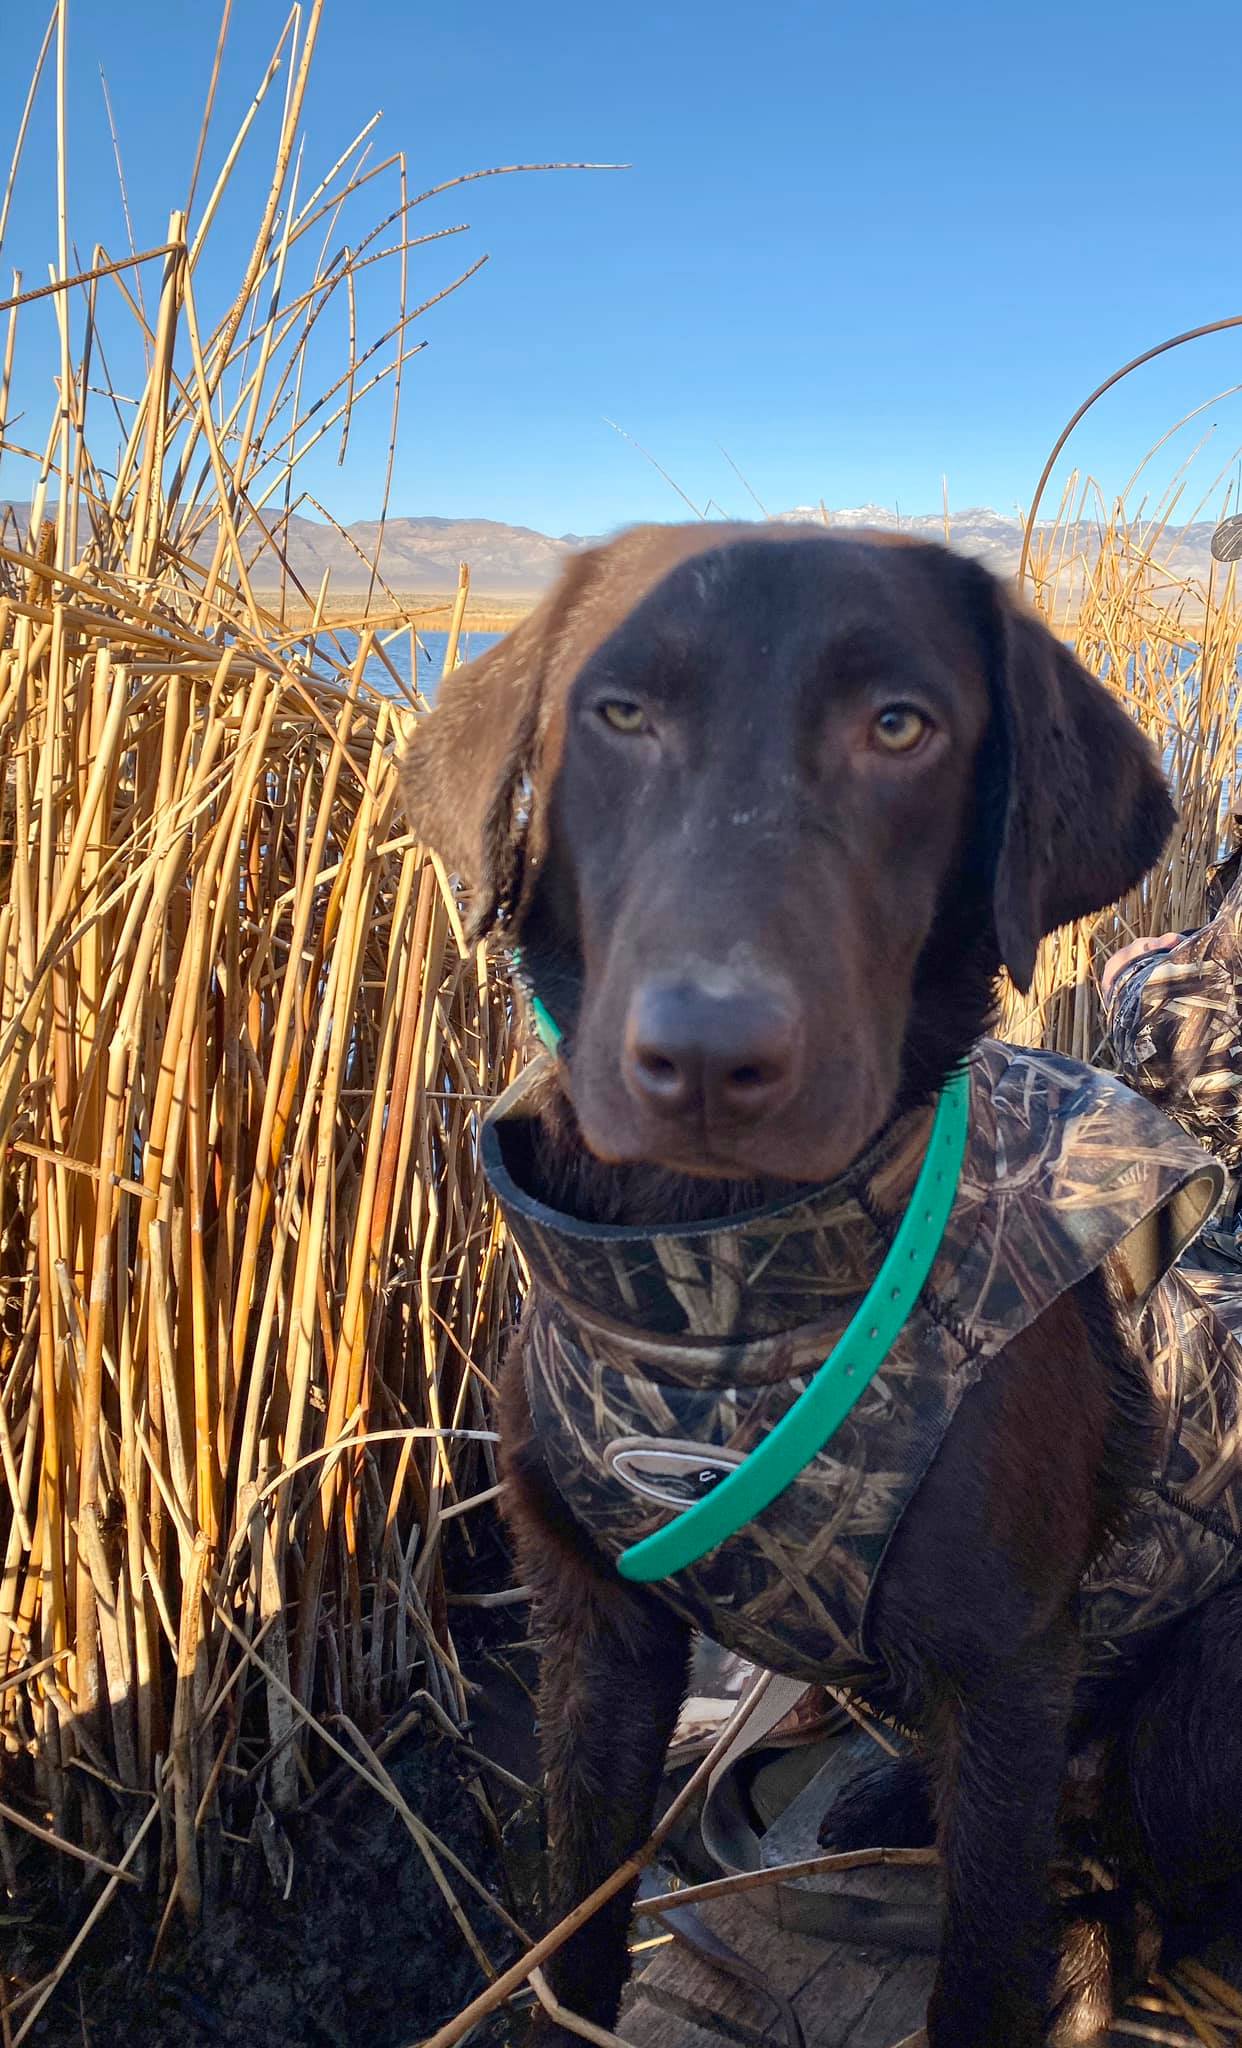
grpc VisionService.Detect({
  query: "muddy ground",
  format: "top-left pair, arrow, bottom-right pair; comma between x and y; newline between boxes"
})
4,1531 -> 541,2047
10,1751 -> 521,2046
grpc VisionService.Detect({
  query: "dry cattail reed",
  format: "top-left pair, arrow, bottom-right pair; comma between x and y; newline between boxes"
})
0,1 -> 544,1977
1002,472 -> 1242,1057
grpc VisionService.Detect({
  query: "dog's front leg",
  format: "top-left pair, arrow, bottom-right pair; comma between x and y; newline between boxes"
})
502,1389 -> 691,2036
926,1631 -> 1078,2048
534,1559 -> 690,2031
863,1287 -> 1126,2048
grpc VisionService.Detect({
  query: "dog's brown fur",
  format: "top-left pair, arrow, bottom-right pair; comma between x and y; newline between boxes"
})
400,524 -> 1242,2046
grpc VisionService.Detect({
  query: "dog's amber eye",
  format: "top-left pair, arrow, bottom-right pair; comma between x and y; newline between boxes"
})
872,705 -> 930,753
599,700 -> 649,735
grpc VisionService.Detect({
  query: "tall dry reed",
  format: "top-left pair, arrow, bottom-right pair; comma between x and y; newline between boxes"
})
1002,474 -> 1242,1055
0,4 -> 548,2009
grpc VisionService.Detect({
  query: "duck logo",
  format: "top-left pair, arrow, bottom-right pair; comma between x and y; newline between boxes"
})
604,1437 -> 743,1508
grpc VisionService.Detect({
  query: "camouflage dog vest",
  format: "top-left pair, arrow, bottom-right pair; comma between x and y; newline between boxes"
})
484,1040 -> 1242,1687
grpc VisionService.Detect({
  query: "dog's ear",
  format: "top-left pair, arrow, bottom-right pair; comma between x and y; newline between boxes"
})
396,551 -> 601,938
396,625 -> 541,938
989,594 -> 1176,992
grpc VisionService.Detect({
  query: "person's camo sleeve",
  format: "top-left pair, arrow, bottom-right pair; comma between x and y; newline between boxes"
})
1105,879 -> 1242,1172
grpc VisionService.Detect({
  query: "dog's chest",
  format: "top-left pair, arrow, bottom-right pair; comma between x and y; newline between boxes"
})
524,1284 -> 976,1684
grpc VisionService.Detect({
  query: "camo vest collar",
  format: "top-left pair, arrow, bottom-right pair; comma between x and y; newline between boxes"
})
485,1041 -> 1224,1684
484,1072 -> 943,1345
484,1041 -> 1221,1353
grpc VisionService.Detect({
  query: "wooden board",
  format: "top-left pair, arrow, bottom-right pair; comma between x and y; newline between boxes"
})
621,1899 -> 935,2048
621,1907 -> 1242,2048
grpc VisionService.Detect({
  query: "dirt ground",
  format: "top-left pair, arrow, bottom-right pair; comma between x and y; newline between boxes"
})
4,1532 -> 539,2047
9,1752 -> 519,2046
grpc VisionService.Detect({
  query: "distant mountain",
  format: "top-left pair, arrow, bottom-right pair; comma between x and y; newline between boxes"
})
775,503 -> 1228,585
256,505 -> 1235,593
777,503 -> 1028,573
265,513 -> 587,596
1,499 -> 1229,595
0,504 -> 584,598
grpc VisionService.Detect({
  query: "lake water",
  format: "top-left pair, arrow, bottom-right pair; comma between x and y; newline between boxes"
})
327,625 -> 506,700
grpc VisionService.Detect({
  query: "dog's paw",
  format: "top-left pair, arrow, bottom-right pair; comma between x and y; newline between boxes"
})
817,1750 -> 935,1851
1047,1911 -> 1114,2046
1047,1887 -> 1161,2046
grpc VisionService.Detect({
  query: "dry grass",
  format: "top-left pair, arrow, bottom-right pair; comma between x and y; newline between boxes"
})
0,3 -> 547,2019
1002,472 -> 1242,1057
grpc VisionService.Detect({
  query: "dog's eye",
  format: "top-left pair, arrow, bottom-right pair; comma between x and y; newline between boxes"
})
598,700 -> 649,735
872,705 -> 930,754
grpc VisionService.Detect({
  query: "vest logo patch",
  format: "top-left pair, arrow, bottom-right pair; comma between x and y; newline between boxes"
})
605,1436 -> 743,1508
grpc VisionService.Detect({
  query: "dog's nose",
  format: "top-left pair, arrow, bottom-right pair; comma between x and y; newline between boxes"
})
623,981 -> 802,1126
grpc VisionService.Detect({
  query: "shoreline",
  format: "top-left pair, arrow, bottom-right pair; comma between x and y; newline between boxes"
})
253,589 -> 534,635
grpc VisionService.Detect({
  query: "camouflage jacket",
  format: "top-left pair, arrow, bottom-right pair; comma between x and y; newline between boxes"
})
485,1041 -> 1242,1687
1107,876 -> 1242,1194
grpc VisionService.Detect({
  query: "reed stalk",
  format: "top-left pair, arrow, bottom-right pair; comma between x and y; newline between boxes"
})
0,4 -> 533,1987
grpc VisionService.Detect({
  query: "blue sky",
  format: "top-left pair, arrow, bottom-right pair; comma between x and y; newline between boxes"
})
2,0 -> 1241,536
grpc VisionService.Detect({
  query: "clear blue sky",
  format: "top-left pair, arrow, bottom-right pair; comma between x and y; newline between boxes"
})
3,0 -> 1241,536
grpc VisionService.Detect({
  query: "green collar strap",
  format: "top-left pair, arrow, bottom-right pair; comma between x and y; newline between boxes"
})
616,1063 -> 971,1581
510,947 -> 563,1054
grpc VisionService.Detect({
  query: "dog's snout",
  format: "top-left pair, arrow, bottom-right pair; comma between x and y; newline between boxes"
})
622,980 -> 802,1129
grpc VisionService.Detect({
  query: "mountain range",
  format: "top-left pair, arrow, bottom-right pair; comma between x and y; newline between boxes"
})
2,500 -> 1229,596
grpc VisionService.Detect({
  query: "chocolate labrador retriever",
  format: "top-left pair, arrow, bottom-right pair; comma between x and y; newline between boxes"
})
399,524 -> 1242,2046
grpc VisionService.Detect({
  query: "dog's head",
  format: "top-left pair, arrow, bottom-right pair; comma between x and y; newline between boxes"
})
399,523 -> 1173,1182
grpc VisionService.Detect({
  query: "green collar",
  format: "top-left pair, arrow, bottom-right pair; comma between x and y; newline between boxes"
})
510,947 -> 563,1054
617,1063 -> 970,1580
502,959 -> 971,1584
